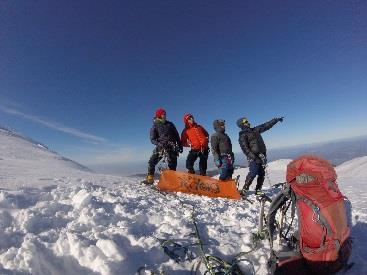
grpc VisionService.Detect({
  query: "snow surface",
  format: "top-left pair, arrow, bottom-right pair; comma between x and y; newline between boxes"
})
0,129 -> 366,274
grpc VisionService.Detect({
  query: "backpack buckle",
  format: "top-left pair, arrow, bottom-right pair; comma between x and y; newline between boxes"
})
312,206 -> 320,222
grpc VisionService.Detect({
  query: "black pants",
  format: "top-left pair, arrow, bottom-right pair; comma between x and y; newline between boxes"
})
245,159 -> 265,190
186,149 -> 209,176
148,147 -> 178,175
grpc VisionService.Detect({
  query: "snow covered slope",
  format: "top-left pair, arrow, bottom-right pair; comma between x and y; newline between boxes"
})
0,126 -> 107,190
336,156 -> 367,221
0,130 -> 365,274
336,156 -> 367,179
335,156 -> 367,271
0,126 -> 88,169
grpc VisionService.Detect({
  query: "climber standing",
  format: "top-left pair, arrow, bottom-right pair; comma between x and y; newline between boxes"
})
237,116 -> 284,195
181,113 -> 209,176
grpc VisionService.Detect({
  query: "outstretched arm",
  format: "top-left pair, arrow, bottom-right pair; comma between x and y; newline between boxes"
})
255,117 -> 283,133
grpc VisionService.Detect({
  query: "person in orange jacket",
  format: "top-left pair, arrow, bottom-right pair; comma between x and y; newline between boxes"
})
181,113 -> 209,176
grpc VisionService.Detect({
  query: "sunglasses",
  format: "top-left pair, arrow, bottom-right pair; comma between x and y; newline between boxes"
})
242,118 -> 249,125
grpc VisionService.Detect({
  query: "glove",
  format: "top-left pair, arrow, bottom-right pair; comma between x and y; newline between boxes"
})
179,146 -> 183,153
248,152 -> 256,161
277,117 -> 284,122
258,153 -> 267,165
215,159 -> 222,168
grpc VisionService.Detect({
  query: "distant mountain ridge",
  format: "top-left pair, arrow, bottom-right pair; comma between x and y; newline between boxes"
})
0,125 -> 91,172
267,135 -> 367,165
132,136 -> 367,177
2,124 -> 366,176
0,125 -> 49,150
232,135 -> 367,167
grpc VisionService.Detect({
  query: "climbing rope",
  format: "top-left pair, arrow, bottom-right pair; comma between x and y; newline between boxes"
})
190,208 -> 259,275
141,201 -> 260,275
139,171 -> 269,274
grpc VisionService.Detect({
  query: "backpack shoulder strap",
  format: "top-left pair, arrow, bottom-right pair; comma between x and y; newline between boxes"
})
267,184 -> 291,248
281,190 -> 297,240
296,196 -> 334,252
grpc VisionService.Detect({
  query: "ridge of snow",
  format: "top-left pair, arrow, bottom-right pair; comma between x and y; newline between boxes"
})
336,156 -> 367,179
0,125 -> 49,151
0,127 -> 93,190
0,125 -> 88,171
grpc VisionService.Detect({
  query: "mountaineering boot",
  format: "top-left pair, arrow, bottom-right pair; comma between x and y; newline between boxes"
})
240,176 -> 254,196
255,176 -> 265,195
142,174 -> 154,185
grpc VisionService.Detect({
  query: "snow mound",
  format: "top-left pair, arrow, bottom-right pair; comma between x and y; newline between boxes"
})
72,189 -> 92,209
336,156 -> 367,179
0,181 -> 266,274
266,159 -> 292,171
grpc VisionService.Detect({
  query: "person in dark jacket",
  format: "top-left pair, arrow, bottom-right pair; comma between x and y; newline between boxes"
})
145,108 -> 183,184
210,119 -> 234,180
181,113 -> 209,176
237,116 -> 283,195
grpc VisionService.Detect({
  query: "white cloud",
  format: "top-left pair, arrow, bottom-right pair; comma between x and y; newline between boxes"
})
0,105 -> 107,143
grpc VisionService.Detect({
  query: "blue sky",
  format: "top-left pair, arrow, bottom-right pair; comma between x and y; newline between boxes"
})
1,1 -> 366,174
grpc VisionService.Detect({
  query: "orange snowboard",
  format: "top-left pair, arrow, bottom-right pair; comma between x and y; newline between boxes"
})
157,170 -> 241,200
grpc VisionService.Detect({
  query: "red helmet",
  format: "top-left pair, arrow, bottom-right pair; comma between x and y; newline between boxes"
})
155,108 -> 166,118
183,113 -> 194,125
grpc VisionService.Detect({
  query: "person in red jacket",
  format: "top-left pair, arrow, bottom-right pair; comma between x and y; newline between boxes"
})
181,113 -> 209,175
